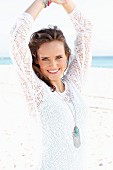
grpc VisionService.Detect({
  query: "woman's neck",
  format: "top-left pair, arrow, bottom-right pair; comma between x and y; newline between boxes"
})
52,80 -> 65,93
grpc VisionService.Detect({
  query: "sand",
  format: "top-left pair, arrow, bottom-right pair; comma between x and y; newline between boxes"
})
0,65 -> 113,170
83,68 -> 113,170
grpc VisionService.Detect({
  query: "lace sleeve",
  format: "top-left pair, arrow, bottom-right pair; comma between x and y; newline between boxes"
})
64,8 -> 92,91
10,12 -> 43,113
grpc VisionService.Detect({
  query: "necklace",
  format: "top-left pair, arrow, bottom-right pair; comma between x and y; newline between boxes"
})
68,99 -> 81,148
56,83 -> 81,148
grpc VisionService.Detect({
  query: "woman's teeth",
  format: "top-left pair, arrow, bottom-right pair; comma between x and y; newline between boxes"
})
48,70 -> 59,73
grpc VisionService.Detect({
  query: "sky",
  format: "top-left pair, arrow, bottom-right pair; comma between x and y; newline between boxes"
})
0,0 -> 113,57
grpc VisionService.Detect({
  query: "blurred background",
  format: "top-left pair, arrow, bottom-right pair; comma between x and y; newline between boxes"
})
0,0 -> 113,169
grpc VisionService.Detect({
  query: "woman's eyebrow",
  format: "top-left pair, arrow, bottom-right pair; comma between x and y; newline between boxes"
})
40,56 -> 50,59
40,54 -> 63,59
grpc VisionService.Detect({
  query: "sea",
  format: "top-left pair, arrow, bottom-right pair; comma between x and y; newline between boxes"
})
0,56 -> 113,68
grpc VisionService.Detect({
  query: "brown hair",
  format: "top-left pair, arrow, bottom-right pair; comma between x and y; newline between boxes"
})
28,26 -> 71,91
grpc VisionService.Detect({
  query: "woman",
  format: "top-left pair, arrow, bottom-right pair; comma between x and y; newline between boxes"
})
10,0 -> 92,169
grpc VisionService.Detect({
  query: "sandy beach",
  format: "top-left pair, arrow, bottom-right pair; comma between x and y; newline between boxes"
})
83,68 -> 113,170
0,65 -> 113,170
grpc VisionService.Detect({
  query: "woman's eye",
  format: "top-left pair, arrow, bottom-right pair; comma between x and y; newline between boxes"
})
42,58 -> 49,61
56,56 -> 63,59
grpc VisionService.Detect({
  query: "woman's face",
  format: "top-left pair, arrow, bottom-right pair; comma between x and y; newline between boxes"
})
36,40 -> 68,83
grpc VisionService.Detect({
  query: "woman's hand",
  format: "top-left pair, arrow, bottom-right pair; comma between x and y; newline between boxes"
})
51,0 -> 76,14
51,0 -> 67,5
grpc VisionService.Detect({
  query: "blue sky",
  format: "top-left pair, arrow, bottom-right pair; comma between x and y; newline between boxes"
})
0,0 -> 113,57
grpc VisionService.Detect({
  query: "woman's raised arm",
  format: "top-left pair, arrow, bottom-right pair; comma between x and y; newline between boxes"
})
63,5 -> 92,91
9,0 -> 47,113
25,0 -> 45,20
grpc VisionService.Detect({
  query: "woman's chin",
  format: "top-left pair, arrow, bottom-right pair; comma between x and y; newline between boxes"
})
47,72 -> 62,81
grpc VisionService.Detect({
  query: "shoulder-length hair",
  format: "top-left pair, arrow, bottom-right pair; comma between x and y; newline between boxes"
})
28,26 -> 71,91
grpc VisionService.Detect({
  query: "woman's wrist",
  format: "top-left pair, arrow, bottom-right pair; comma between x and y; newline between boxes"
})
42,0 -> 51,8
62,0 -> 76,14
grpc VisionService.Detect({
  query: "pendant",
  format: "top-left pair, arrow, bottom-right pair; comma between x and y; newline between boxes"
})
73,126 -> 81,148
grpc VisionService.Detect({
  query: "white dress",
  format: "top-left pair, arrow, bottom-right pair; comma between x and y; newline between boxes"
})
9,7 -> 92,170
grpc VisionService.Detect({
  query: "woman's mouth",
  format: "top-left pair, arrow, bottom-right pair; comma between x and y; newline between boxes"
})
47,69 -> 60,74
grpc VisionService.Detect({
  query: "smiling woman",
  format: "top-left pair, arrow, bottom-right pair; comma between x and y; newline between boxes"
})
1,1 -> 113,170
9,0 -> 92,169
30,37 -> 69,91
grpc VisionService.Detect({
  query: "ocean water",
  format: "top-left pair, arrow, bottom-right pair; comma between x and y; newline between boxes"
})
0,56 -> 113,68
92,56 -> 113,68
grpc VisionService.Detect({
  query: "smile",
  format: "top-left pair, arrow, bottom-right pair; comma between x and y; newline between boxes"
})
47,69 -> 60,74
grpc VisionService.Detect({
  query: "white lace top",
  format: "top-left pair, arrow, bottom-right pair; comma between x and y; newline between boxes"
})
9,7 -> 92,170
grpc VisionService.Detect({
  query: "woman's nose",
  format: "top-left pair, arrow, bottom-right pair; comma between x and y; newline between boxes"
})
49,60 -> 57,68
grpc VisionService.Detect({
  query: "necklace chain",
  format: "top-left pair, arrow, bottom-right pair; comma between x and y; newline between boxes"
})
57,87 -> 76,124
56,84 -> 81,148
